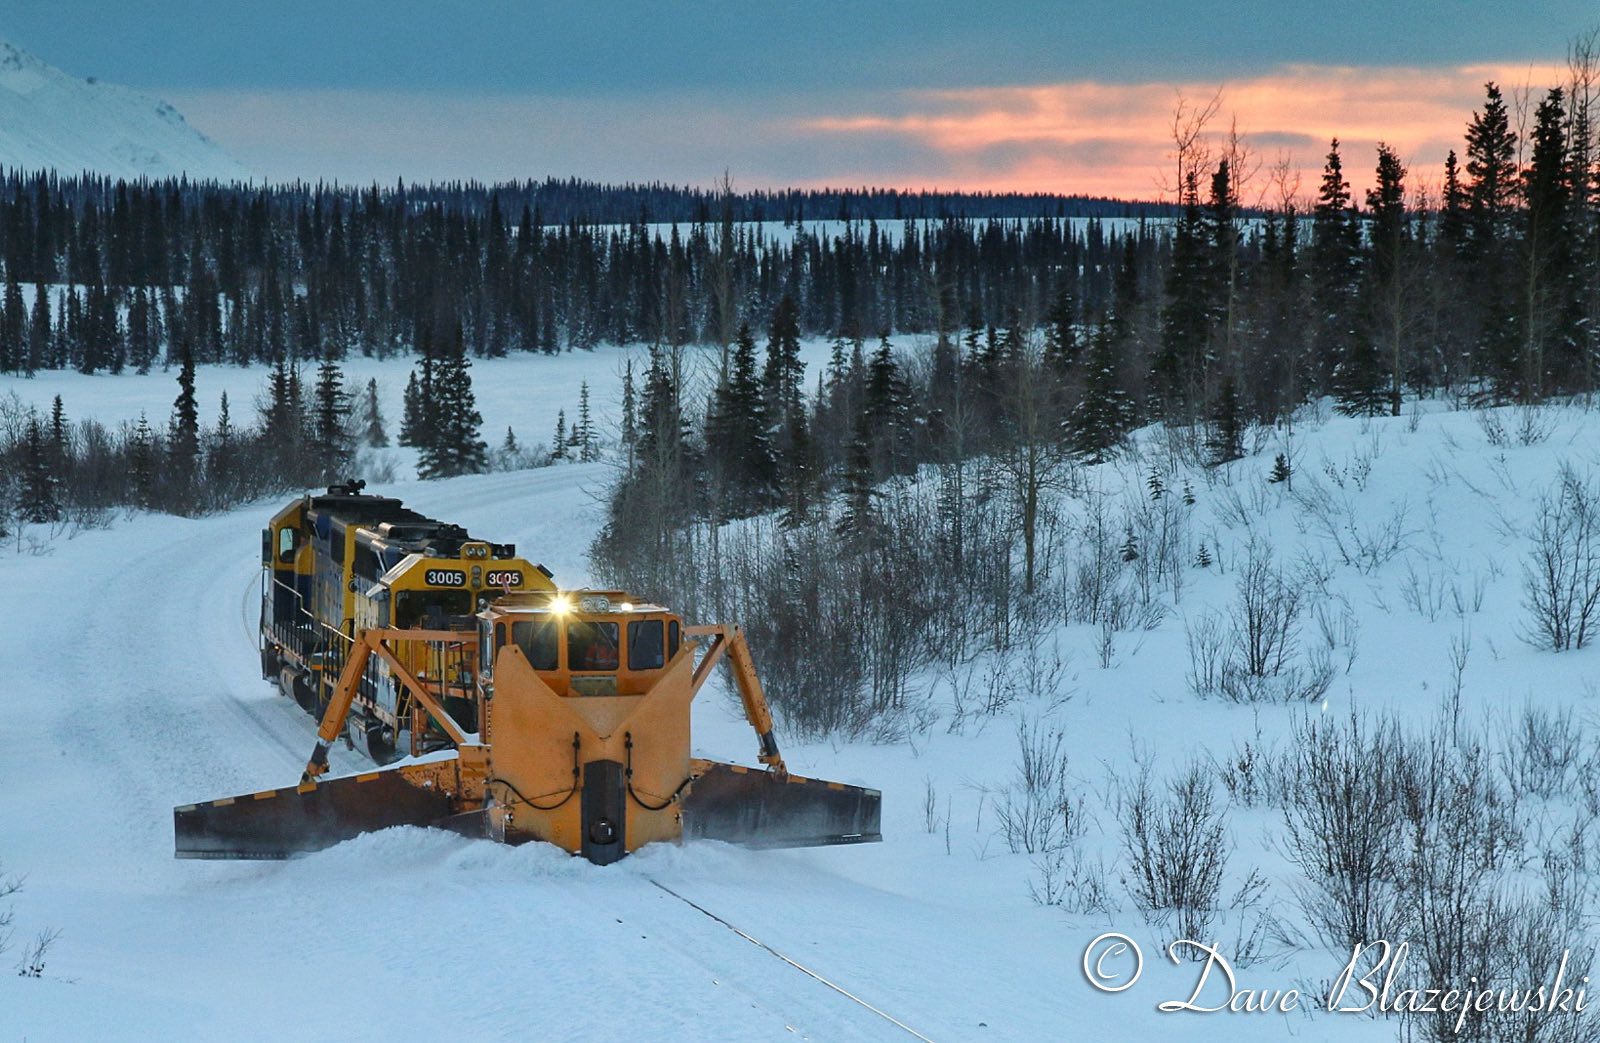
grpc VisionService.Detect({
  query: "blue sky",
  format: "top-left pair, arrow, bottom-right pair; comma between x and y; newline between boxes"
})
2,2 -> 1594,194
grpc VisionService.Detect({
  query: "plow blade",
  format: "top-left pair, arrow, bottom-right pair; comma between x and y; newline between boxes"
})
174,769 -> 454,860
682,760 -> 882,849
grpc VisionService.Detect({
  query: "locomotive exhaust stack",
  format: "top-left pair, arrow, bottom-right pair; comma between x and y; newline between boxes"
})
174,489 -> 881,863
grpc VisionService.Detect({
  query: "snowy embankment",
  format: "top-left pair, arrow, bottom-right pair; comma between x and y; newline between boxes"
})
4,344 -> 1598,1041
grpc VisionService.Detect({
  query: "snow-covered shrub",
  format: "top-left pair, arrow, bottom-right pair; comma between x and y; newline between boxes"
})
1478,406 -> 1511,447
1279,711 -> 1409,950
1499,702 -> 1583,801
1184,545 -> 1334,703
0,865 -> 15,958
1390,728 -> 1527,1042
1514,403 -> 1557,446
1521,466 -> 1600,651
1030,847 -> 1112,914
994,717 -> 1084,856
1291,478 -> 1413,573
1209,727 -> 1276,809
0,862 -> 57,979
1119,763 -> 1227,946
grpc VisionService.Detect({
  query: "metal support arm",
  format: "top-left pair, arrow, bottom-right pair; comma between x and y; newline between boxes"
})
685,624 -> 786,776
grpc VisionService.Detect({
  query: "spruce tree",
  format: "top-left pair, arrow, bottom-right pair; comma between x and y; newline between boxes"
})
127,286 -> 154,374
48,395 -> 68,475
619,358 -> 638,474
836,431 -> 876,539
19,412 -> 59,523
168,345 -> 200,491
704,322 -> 775,511
208,391 -> 235,501
261,358 -> 300,449
1465,83 -> 1519,238
129,412 -> 156,509
1156,171 -> 1211,412
1311,139 -> 1362,397
1205,377 -> 1244,466
1523,88 -> 1577,393
359,378 -> 389,447
1268,453 -> 1292,484
1204,158 -> 1240,358
1440,150 -> 1467,249
418,325 -> 487,479
399,372 -> 422,447
399,329 -> 438,449
1042,281 -> 1079,378
763,293 -> 805,430
0,273 -> 24,374
1067,323 -> 1131,461
1337,144 -> 1403,416
778,406 -> 816,529
311,358 -> 352,480
577,380 -> 597,462
26,282 -> 48,375
863,334 -> 913,477
1465,83 -> 1521,398
552,410 -> 568,460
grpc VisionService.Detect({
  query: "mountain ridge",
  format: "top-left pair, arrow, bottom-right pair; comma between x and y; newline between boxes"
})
0,39 -> 248,182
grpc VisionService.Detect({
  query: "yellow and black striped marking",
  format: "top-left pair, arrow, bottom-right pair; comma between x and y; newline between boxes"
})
174,769 -> 452,860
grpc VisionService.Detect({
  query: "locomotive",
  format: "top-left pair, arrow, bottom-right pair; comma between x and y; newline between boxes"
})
175,483 -> 881,864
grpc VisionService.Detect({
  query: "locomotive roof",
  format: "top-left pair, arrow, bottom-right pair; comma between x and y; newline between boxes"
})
303,486 -> 507,556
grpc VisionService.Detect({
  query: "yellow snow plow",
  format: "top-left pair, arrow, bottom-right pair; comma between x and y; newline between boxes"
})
175,590 -> 881,864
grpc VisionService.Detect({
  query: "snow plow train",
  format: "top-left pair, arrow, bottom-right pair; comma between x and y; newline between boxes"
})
174,484 -> 881,864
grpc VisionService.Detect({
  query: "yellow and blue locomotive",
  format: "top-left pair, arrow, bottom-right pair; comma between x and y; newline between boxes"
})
260,480 -> 553,762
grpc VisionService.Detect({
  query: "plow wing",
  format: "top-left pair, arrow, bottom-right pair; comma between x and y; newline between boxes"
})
174,762 -> 471,860
682,760 -> 882,849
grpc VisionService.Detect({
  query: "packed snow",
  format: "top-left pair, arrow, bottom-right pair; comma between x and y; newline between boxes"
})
5,345 -> 1600,1040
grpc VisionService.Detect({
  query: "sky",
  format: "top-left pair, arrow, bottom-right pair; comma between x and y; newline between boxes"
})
2,1 -> 1595,201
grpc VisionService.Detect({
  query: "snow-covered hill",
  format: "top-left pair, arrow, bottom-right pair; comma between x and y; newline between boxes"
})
0,40 -> 247,182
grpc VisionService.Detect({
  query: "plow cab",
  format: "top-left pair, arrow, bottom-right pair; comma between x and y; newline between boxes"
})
176,590 -> 881,863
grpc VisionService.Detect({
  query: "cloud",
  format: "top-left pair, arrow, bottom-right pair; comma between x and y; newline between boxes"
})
798,62 -> 1574,199
167,60 -> 1575,199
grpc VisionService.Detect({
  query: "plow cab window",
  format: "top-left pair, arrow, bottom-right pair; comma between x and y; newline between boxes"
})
510,620 -> 559,670
568,621 -> 620,671
627,620 -> 665,670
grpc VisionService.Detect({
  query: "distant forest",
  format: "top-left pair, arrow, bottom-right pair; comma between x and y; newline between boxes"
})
0,170 -> 1175,378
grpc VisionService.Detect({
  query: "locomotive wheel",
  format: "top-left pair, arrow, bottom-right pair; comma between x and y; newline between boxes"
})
293,675 -> 318,715
351,716 -> 400,765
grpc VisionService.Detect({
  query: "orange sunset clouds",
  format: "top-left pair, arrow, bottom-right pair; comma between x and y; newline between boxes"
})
799,62 -> 1576,202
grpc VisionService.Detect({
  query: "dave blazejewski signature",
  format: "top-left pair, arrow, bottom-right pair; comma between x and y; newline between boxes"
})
1082,932 -> 1590,1030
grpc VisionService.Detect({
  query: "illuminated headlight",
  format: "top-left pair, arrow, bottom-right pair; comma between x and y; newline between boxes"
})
549,594 -> 572,614
619,602 -> 634,612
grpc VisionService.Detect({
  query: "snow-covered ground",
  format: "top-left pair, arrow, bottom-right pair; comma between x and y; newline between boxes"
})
4,345 -> 1600,1040
0,342 -> 836,478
